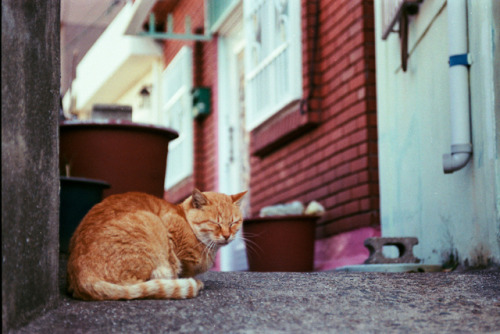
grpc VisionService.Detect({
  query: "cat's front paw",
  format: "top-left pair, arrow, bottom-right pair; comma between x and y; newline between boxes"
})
195,279 -> 204,291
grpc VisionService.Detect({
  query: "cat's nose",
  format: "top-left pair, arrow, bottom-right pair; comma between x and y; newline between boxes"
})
223,235 -> 230,240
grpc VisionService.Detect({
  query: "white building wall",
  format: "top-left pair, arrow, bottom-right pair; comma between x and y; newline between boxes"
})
114,70 -> 153,123
64,1 -> 162,118
374,0 -> 499,266
113,61 -> 163,125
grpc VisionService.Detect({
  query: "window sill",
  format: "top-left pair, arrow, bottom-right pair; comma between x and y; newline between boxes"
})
250,100 -> 320,157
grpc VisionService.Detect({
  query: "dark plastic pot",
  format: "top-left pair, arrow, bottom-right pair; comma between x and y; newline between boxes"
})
59,120 -> 178,198
59,176 -> 110,253
243,215 -> 320,272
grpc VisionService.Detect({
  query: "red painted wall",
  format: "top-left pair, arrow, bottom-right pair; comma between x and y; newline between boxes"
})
162,0 -> 379,239
249,0 -> 379,237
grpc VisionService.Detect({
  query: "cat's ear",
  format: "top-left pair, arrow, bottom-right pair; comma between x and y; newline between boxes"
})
192,188 -> 209,209
231,191 -> 247,206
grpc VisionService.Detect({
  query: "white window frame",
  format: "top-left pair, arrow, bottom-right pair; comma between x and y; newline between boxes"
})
161,46 -> 193,190
244,0 -> 302,130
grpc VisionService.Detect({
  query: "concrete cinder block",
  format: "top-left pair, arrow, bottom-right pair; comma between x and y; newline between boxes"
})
364,237 -> 420,264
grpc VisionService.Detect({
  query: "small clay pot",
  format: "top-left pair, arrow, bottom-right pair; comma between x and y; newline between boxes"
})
243,215 -> 320,272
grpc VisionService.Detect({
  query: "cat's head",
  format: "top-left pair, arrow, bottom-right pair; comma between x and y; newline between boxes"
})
183,189 -> 247,247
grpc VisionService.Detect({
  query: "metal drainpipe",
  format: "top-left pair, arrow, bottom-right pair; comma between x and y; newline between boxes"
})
442,0 -> 473,174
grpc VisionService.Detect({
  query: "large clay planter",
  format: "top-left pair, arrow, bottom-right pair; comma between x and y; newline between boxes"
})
243,215 -> 320,272
59,120 -> 178,198
59,176 -> 110,253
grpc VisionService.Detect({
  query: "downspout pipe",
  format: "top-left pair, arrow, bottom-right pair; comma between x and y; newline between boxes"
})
442,0 -> 473,174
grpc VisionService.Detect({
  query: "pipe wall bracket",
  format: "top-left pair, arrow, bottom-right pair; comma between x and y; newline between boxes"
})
449,53 -> 472,67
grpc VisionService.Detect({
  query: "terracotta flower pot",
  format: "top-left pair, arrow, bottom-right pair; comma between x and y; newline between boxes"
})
59,120 -> 178,198
59,176 -> 110,253
243,215 -> 320,272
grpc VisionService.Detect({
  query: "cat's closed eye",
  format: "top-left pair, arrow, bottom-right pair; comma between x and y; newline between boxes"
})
200,220 -> 219,226
229,220 -> 241,227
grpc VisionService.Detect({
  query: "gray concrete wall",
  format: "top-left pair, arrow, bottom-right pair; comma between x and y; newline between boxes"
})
374,0 -> 500,265
494,0 -> 500,230
2,0 -> 60,331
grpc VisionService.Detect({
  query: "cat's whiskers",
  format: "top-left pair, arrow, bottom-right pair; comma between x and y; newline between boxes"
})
200,241 -> 210,258
201,240 -> 217,259
209,240 -> 217,253
240,230 -> 264,238
238,234 -> 263,256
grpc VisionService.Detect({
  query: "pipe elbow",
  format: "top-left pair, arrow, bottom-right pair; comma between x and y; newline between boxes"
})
442,144 -> 472,173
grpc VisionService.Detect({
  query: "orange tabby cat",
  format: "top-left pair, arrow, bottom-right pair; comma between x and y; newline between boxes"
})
67,189 -> 246,300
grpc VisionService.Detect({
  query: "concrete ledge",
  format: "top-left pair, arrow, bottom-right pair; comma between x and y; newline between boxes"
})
12,257 -> 500,333
335,264 -> 443,273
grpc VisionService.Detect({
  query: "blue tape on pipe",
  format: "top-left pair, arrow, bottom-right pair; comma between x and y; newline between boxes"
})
449,54 -> 470,67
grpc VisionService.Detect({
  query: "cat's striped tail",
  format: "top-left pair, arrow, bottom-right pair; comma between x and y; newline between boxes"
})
79,278 -> 204,300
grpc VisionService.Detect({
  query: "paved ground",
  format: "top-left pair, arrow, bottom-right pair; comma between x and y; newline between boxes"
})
12,256 -> 500,333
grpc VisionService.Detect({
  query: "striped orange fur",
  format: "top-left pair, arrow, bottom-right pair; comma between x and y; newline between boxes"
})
67,189 -> 246,300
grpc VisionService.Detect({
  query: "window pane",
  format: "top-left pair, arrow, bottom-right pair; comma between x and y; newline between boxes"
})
244,0 -> 302,129
162,47 -> 193,189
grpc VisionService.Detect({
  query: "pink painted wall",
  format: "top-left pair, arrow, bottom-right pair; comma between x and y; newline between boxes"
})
211,252 -> 221,271
314,226 -> 380,271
